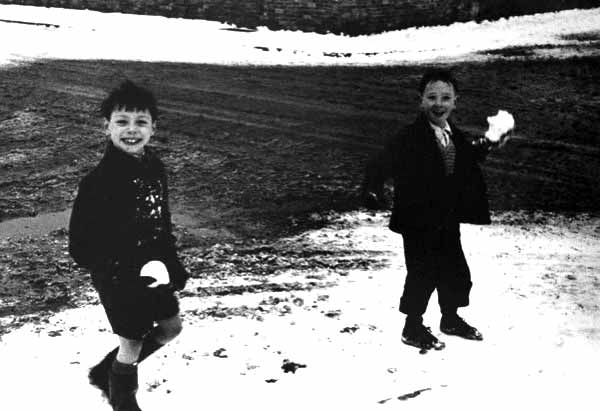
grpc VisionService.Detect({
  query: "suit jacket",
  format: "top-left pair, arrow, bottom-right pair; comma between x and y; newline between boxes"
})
363,114 -> 491,233
69,143 -> 189,289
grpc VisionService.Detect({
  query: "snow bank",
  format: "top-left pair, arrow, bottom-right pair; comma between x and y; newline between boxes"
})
0,5 -> 599,66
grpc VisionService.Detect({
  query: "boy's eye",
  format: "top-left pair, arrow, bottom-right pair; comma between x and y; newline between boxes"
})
136,120 -> 148,126
116,120 -> 128,126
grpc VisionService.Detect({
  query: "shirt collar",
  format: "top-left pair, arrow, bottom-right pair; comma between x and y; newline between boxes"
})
429,122 -> 452,147
429,121 -> 452,135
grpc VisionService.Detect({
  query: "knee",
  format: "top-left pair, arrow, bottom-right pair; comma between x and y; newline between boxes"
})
169,321 -> 183,338
162,318 -> 183,341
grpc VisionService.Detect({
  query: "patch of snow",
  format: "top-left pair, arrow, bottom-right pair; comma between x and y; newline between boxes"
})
1,211 -> 598,410
0,5 -> 599,66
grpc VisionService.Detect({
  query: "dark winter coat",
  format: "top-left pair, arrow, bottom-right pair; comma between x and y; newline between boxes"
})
363,114 -> 491,233
69,143 -> 189,290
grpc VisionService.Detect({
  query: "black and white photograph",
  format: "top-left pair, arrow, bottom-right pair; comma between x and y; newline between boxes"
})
0,1 -> 599,410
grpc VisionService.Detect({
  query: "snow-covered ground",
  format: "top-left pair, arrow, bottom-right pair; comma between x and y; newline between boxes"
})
0,5 -> 599,66
1,212 -> 599,411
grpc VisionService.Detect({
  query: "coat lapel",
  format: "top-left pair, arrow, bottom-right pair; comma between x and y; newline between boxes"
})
414,115 -> 446,179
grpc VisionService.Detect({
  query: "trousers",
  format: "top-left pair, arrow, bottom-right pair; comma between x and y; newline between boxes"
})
399,222 -> 472,315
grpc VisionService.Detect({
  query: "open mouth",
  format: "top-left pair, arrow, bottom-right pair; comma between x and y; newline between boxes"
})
121,138 -> 142,145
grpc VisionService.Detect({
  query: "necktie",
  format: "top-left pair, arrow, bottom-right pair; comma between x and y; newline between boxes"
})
443,129 -> 451,147
436,128 -> 450,147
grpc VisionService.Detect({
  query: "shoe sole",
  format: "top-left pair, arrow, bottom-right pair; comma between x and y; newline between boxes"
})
440,328 -> 483,340
402,336 -> 446,351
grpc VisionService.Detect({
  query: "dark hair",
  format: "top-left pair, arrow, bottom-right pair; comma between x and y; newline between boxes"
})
100,80 -> 158,121
418,68 -> 459,95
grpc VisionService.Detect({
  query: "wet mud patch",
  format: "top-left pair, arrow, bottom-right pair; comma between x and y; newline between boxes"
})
281,359 -> 307,373
378,388 -> 432,404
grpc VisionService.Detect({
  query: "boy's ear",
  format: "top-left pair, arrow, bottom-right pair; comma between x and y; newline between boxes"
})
103,119 -> 110,135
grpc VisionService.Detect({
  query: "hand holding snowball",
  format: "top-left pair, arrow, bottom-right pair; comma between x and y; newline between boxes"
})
484,110 -> 515,147
140,260 -> 170,288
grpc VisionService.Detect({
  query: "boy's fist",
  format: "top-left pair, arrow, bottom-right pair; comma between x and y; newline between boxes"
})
140,260 -> 170,288
363,191 -> 386,210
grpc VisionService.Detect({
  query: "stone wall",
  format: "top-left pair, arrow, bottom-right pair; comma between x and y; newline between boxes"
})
1,0 -> 598,35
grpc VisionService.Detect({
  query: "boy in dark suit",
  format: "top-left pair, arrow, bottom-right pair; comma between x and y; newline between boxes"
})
69,80 -> 189,410
363,68 -> 509,352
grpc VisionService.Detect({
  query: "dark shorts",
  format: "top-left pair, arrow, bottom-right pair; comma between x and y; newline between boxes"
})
95,279 -> 180,340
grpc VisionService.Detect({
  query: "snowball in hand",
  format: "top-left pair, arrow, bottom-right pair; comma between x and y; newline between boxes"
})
485,110 -> 515,142
140,260 -> 170,287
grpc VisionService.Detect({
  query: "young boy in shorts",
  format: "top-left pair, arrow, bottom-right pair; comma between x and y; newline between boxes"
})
363,68 -> 510,352
69,80 -> 189,410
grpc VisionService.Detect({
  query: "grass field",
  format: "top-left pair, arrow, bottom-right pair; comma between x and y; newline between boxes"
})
1,56 -> 599,237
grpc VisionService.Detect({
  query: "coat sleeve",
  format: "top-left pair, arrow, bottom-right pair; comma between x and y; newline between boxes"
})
454,128 -> 492,225
159,171 -> 190,291
362,132 -> 404,208
68,175 -> 116,274
464,131 -> 494,163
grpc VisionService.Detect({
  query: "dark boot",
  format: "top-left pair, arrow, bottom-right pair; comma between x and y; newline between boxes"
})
89,347 -> 118,398
89,334 -> 163,398
109,361 -> 142,411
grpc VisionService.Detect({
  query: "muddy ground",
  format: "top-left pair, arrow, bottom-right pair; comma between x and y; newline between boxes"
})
1,54 -> 599,330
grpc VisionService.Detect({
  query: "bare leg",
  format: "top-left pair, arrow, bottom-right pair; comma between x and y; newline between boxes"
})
116,337 -> 144,364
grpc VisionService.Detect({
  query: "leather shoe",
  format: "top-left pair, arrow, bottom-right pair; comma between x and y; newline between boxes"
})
402,323 -> 445,350
440,316 -> 483,340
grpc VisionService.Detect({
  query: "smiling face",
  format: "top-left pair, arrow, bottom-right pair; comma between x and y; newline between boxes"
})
105,108 -> 155,156
419,80 -> 457,127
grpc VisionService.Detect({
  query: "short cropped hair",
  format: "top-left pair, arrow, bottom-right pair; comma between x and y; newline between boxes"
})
100,80 -> 158,121
418,68 -> 459,95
